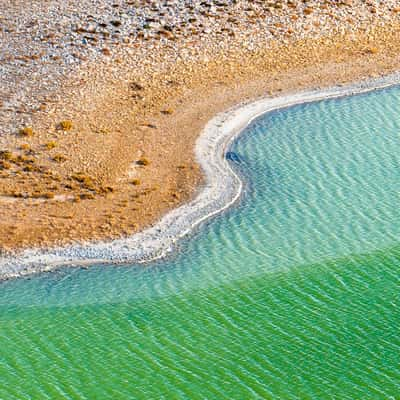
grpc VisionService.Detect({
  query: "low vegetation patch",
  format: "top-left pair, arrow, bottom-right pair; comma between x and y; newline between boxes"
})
130,178 -> 141,185
58,120 -> 73,131
19,144 -> 31,151
366,47 -> 379,54
72,172 -> 94,186
137,157 -> 150,166
19,127 -> 35,137
45,141 -> 57,150
0,160 -> 11,170
53,154 -> 67,163
0,151 -> 13,160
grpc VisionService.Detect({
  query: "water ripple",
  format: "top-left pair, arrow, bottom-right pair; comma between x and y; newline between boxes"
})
2,86 -> 400,398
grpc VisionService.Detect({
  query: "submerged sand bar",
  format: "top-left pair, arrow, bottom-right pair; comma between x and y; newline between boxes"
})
1,72 -> 399,280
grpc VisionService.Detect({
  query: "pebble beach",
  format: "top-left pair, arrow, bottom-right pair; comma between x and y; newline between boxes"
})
1,0 -> 400,258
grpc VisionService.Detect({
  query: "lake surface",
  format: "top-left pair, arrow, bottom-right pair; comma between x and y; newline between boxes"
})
1,86 -> 400,399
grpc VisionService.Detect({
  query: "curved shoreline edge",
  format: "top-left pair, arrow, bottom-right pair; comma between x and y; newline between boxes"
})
1,72 -> 400,280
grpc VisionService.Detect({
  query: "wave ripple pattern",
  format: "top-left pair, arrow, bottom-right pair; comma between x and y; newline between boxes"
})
2,85 -> 400,399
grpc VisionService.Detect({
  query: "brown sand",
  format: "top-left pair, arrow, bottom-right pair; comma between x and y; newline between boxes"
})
1,24 -> 400,252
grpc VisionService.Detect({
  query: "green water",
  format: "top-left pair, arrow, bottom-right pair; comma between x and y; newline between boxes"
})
2,87 -> 400,399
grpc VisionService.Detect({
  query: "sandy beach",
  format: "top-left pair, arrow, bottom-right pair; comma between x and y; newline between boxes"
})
1,1 -> 400,277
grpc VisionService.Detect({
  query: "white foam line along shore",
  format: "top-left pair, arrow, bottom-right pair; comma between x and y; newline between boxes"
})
1,72 -> 400,280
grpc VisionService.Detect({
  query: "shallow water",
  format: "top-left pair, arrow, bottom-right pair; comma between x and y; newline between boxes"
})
2,86 -> 400,399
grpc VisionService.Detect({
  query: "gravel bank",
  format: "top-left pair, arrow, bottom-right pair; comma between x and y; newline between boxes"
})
2,0 -> 400,139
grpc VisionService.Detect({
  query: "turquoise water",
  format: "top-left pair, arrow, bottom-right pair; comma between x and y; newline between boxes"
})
2,87 -> 400,399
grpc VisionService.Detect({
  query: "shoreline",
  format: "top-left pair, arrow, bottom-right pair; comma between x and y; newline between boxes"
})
2,17 -> 400,252
1,72 -> 399,280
